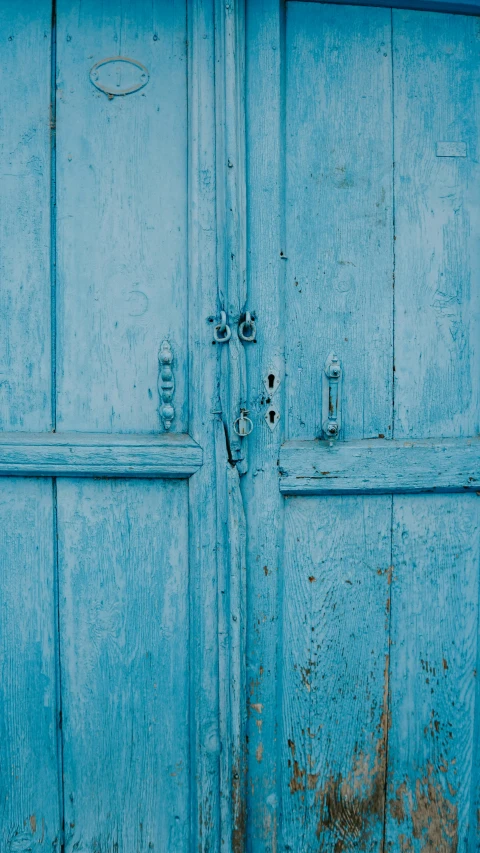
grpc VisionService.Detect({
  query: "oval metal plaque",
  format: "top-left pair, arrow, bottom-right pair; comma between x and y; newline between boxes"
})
90,56 -> 149,97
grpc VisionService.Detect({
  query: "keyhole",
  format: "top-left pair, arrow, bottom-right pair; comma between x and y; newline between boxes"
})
268,373 -> 275,390
269,410 -> 276,424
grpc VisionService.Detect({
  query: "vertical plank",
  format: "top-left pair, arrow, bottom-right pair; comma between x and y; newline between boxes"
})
281,496 -> 392,852
0,1 -> 52,430
244,0 -> 284,849
387,495 -> 480,851
285,2 -> 393,441
393,10 -> 480,439
58,479 -> 190,852
187,0 -> 221,849
0,480 -> 60,849
56,0 -> 188,432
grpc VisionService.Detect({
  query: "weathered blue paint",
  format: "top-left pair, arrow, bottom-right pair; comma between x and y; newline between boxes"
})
0,1 -> 220,850
245,2 -> 480,851
1,0 -> 480,851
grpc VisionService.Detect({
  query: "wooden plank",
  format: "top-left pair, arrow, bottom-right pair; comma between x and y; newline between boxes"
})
187,0 -> 222,849
0,432 -> 202,477
299,0 -> 480,15
215,0 -> 249,469
243,0 -> 284,848
56,0 -> 188,432
285,2 -> 393,441
279,437 -> 480,495
58,479 -> 190,851
0,479 -> 60,848
0,1 -> 52,430
393,10 -> 480,440
281,496 -> 392,851
215,424 -> 248,853
386,495 -> 480,851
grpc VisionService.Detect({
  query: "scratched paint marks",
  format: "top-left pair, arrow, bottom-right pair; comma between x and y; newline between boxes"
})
393,10 -> 480,439
0,1 -> 52,429
281,496 -> 392,851
0,479 -> 60,850
55,0 -> 188,432
57,479 -> 190,851
386,495 -> 480,851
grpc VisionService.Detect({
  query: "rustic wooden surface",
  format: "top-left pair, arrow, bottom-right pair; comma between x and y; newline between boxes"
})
58,479 -> 190,851
0,432 -> 202,477
0,480 -> 60,851
279,437 -> 480,494
55,0 -> 188,434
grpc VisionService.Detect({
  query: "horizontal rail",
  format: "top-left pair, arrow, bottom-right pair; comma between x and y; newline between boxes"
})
0,433 -> 202,478
279,438 -> 480,495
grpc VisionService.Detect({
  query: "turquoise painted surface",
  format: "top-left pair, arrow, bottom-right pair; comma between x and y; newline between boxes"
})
1,1 -> 479,850
245,2 -> 480,851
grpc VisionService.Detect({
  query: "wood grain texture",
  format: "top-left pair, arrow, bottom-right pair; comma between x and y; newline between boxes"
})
215,426 -> 248,853
215,0 -> 249,469
279,437 -> 480,494
386,495 -> 480,851
58,479 -> 190,852
0,479 -> 60,850
0,431 -> 202,477
187,1 -> 222,849
55,0 -> 188,432
393,10 -> 480,439
281,496 -> 392,852
285,2 -> 393,441
243,0 -> 284,849
0,1 -> 52,430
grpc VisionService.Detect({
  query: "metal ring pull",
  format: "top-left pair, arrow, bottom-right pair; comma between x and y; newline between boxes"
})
238,311 -> 256,343
213,310 -> 232,343
233,409 -> 254,436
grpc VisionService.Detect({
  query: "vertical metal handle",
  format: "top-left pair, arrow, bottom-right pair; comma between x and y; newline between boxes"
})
322,352 -> 342,443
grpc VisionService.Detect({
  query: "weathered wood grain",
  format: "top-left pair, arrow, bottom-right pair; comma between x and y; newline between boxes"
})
55,0 -> 188,432
393,9 -> 480,439
386,495 -> 480,851
187,1 -> 222,848
243,0 -> 284,849
279,437 -> 480,494
281,496 -> 391,852
0,479 -> 60,850
58,479 -> 190,852
0,431 -> 202,477
0,1 -> 52,430
285,2 -> 393,440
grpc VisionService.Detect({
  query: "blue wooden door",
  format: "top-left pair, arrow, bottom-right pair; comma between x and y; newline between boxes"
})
0,2 -> 221,850
245,3 -> 480,851
2,1 -> 480,851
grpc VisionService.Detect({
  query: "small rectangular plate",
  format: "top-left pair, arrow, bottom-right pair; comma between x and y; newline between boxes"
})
436,141 -> 467,157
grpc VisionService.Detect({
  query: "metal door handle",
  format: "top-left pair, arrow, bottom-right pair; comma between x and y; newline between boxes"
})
322,352 -> 342,443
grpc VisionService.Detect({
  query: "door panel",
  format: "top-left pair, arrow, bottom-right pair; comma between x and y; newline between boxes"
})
0,1 -> 52,430
0,479 -> 59,850
58,479 -> 190,851
286,3 -> 394,440
282,496 -> 391,852
387,494 -> 480,851
56,0 -> 188,433
393,10 -> 480,439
